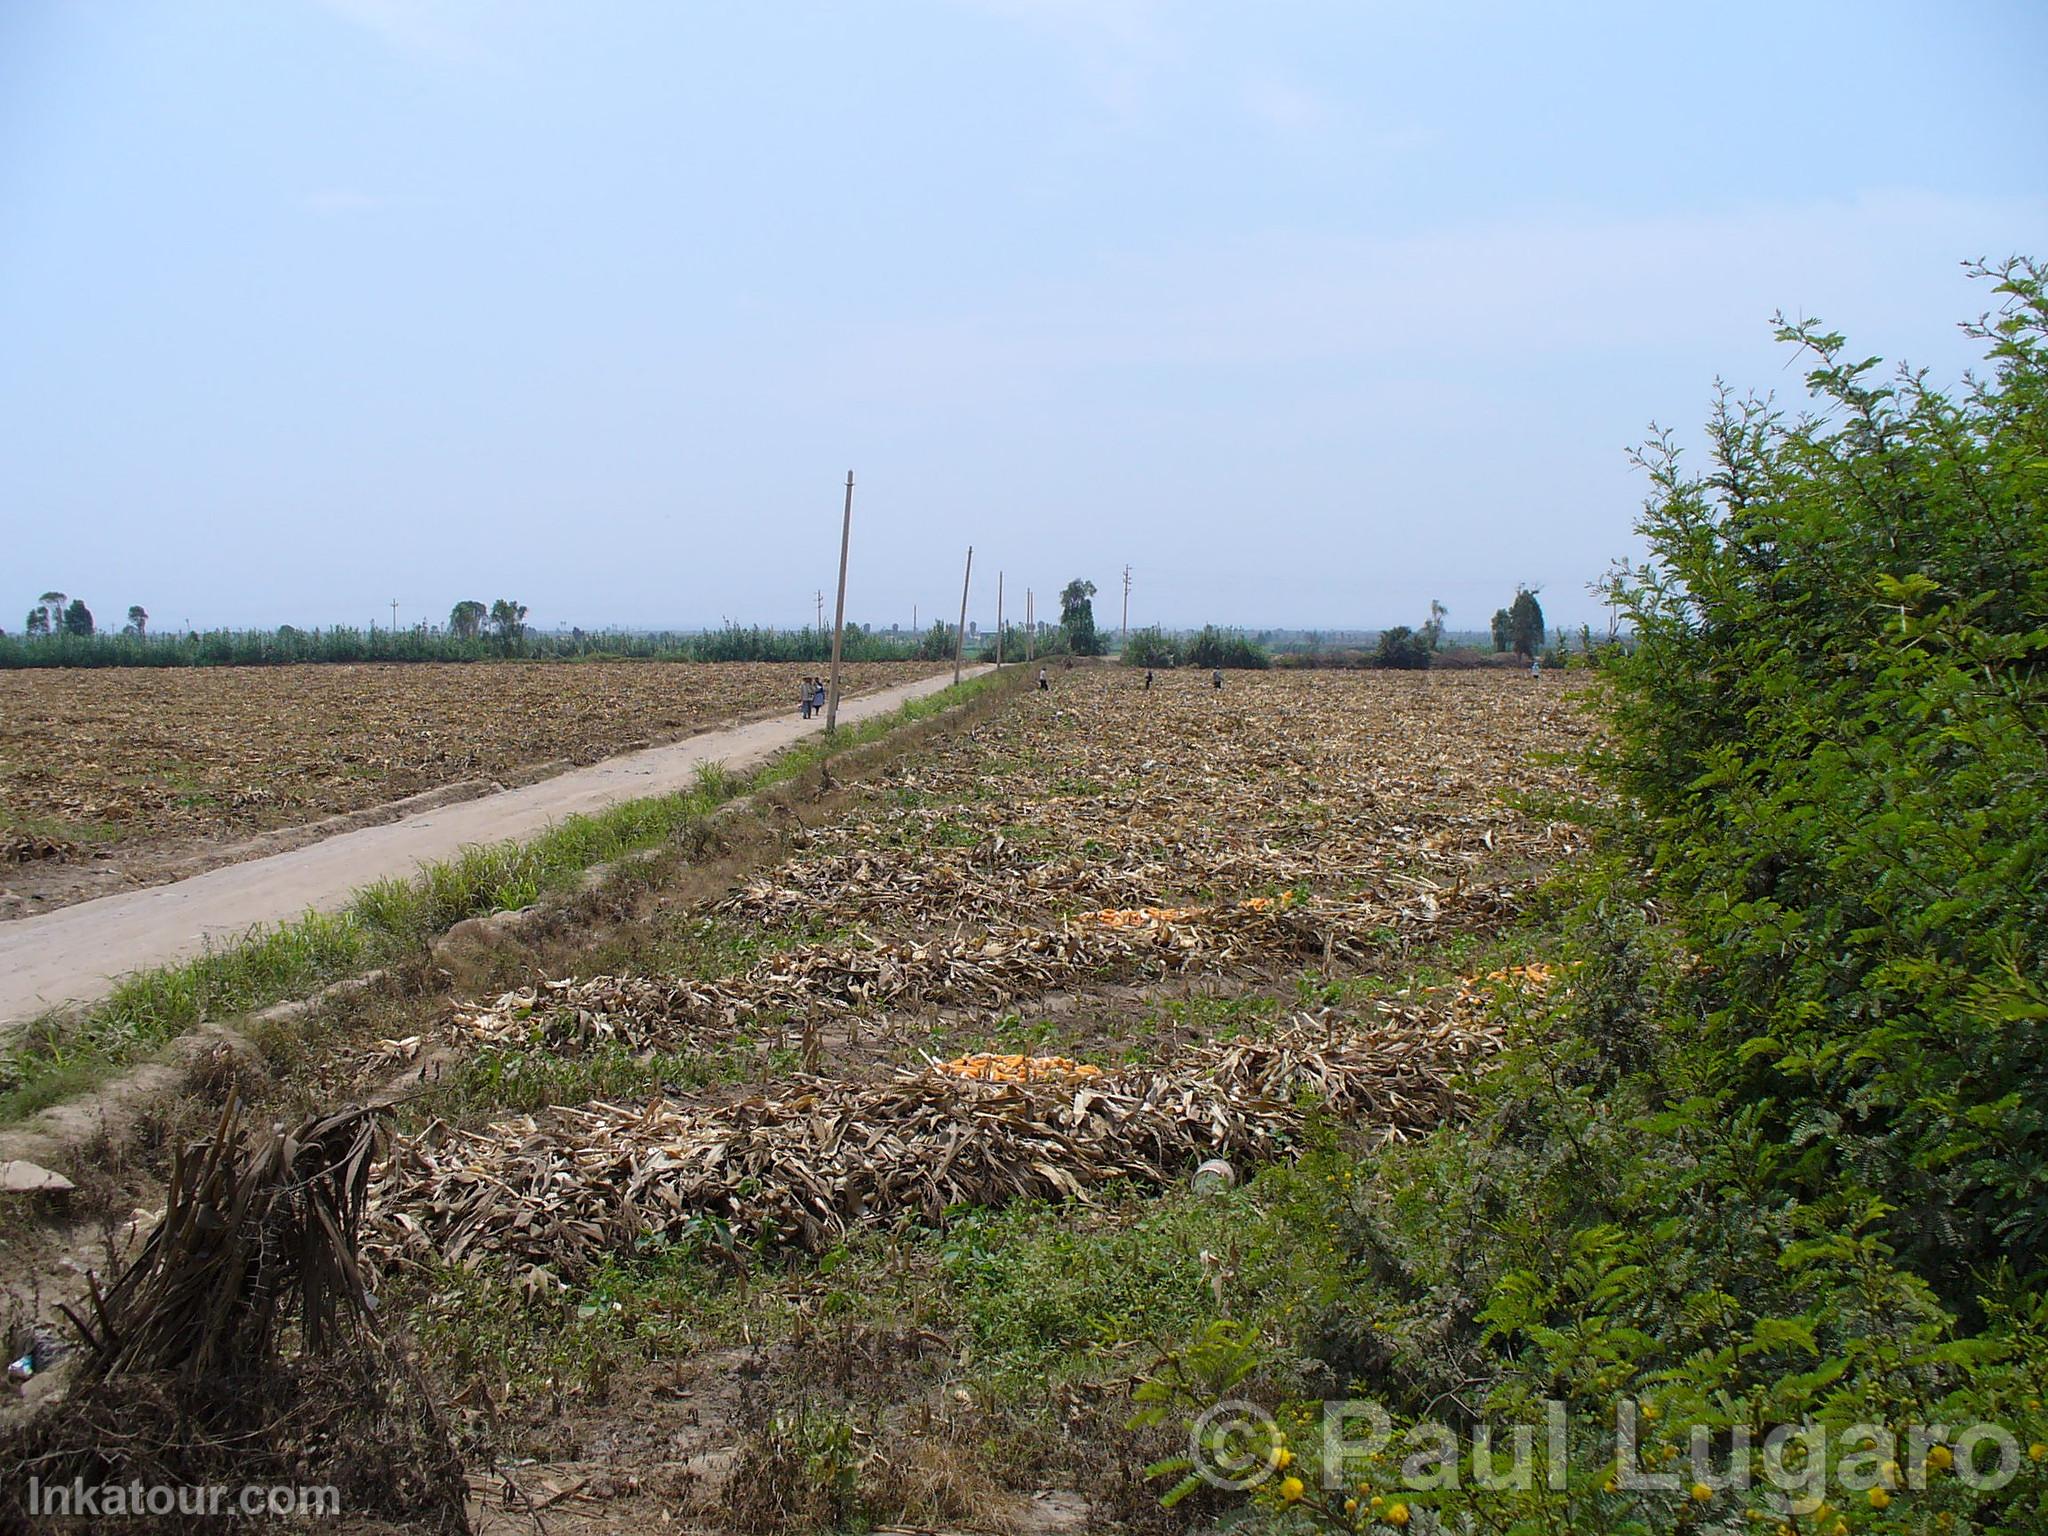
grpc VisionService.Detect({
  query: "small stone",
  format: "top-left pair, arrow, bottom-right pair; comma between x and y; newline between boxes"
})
0,1161 -> 74,1196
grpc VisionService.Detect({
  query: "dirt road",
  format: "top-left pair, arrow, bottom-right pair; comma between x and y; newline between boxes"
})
0,668 -> 988,1029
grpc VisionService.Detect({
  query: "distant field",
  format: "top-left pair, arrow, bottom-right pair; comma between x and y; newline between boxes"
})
0,660 -> 940,861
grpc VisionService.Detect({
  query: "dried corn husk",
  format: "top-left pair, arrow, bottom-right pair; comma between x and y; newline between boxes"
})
367,1008 -> 1498,1281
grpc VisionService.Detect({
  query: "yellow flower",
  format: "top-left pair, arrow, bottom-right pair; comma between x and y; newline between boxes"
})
1690,1482 -> 1713,1503
1345,1497 -> 1359,1515
1602,1477 -> 1618,1494
1270,1446 -> 1295,1471
1927,1442 -> 1954,1472
2030,1442 -> 2047,1462
1385,1504 -> 1411,1527
1868,1487 -> 1892,1510
1278,1476 -> 1304,1503
1640,1401 -> 1660,1422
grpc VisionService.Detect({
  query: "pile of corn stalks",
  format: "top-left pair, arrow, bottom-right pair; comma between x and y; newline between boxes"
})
447,886 -> 1515,1057
717,837 -> 1328,930
64,1102 -> 385,1380
368,1008 -> 1498,1281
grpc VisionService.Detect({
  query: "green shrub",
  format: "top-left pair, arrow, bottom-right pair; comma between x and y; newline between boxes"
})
1130,257 -> 2048,1532
1121,626 -> 1180,668
1185,626 -> 1270,670
1372,625 -> 1432,669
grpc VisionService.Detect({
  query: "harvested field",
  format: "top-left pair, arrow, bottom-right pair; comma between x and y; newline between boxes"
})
0,660 -> 941,907
369,669 -> 1596,1276
5,666 -> 1601,1534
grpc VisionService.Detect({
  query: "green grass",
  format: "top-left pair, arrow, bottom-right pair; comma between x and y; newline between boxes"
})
934,1191 -> 1252,1390
0,669 -> 1011,1123
404,1154 -> 1352,1411
0,808 -> 124,847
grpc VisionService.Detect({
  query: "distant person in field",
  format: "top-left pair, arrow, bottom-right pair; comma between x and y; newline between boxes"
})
1038,667 -> 1049,691
1144,669 -> 1154,691
800,677 -> 814,719
1212,667 -> 1223,690
1530,658 -> 1542,680
813,678 -> 828,713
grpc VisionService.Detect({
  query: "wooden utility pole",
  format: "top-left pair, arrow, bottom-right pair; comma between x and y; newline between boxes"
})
824,471 -> 854,733
1121,564 -> 1131,644
996,572 -> 1004,666
1025,589 -> 1034,662
952,545 -> 973,686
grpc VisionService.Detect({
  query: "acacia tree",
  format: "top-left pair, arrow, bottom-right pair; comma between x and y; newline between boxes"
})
125,605 -> 148,636
488,598 -> 527,647
37,592 -> 66,632
1490,608 -> 1512,652
62,599 -> 94,636
448,600 -> 487,640
1059,579 -> 1101,656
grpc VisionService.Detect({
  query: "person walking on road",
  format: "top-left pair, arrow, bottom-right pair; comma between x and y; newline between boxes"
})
800,676 -> 814,720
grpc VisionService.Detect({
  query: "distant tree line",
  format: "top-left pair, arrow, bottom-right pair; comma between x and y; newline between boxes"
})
1255,589 -> 1633,671
0,598 -> 926,668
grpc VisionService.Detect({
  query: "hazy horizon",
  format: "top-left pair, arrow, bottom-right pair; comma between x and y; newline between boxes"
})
5,2 -> 2045,637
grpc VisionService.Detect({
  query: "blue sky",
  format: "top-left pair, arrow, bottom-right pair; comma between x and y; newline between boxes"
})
3,2 -> 2044,635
